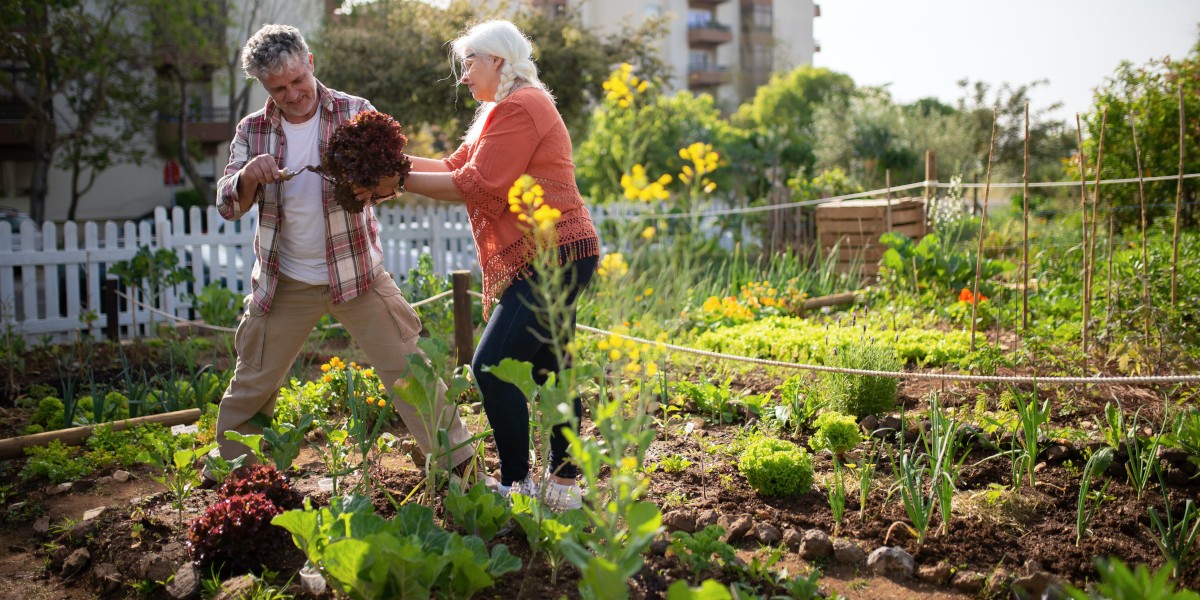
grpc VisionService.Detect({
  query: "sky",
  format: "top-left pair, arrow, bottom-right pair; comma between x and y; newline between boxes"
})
812,0 -> 1200,123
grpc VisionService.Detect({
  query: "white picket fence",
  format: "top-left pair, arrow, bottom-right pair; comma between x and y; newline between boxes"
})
0,200 -> 742,342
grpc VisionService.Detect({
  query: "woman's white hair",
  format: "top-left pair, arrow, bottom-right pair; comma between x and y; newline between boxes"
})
450,20 -> 553,145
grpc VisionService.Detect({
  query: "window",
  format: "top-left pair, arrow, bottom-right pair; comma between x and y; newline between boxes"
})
688,9 -> 713,29
689,50 -> 711,72
753,5 -> 773,31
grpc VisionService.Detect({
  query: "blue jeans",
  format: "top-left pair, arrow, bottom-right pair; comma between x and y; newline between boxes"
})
472,255 -> 598,485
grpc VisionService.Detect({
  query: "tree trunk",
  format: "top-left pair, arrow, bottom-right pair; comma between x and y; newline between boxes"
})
176,76 -> 212,201
29,121 -> 53,224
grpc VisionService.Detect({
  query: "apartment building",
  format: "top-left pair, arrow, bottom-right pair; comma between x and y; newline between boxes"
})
533,0 -> 818,108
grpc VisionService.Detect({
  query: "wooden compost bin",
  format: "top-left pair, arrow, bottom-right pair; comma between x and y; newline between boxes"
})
815,197 -> 927,275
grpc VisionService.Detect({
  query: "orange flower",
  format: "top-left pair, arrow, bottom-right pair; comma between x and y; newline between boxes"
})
958,288 -> 973,303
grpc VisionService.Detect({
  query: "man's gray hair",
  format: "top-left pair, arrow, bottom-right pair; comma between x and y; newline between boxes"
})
242,24 -> 310,80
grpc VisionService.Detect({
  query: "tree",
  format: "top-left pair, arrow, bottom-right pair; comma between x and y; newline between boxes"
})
0,0 -> 154,223
222,0 -> 288,141
956,79 -> 1072,184
1080,30 -> 1200,228
315,0 -> 668,141
731,66 -> 855,184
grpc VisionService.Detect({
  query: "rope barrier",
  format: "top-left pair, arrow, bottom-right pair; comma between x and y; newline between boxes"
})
464,289 -> 1200,386
946,173 -> 1200,190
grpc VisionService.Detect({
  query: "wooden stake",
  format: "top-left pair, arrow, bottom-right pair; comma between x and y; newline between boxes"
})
1075,114 -> 1091,360
1022,102 -> 1030,333
1171,83 -> 1185,306
1128,112 -> 1152,338
885,169 -> 893,230
1105,213 -> 1116,333
970,107 -> 998,352
452,270 -> 475,366
1086,108 -> 1108,354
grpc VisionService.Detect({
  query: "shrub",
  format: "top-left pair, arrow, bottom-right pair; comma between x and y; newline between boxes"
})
738,436 -> 814,497
21,440 -> 95,483
217,464 -> 301,510
28,396 -> 65,432
809,412 -> 862,457
822,343 -> 901,419
187,492 -> 284,571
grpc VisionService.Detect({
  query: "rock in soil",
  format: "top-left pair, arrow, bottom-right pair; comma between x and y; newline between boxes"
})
918,562 -> 953,585
753,523 -> 781,545
213,575 -> 256,600
1012,570 -> 1064,600
82,506 -> 106,521
93,562 -> 123,595
1044,444 -> 1072,462
648,539 -> 670,557
719,514 -> 753,542
113,470 -> 133,482
832,538 -> 866,565
782,529 -> 803,550
695,509 -> 719,530
866,546 -> 914,580
663,510 -> 697,533
167,563 -> 202,600
61,547 -> 91,578
951,570 -> 987,593
33,516 -> 50,534
46,482 -> 73,495
140,553 -> 176,584
798,529 -> 833,560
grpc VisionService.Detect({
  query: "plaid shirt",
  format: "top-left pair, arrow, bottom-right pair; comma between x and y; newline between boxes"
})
216,83 -> 388,314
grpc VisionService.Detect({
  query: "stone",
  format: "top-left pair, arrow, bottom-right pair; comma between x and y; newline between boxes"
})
662,510 -> 697,534
918,562 -> 953,585
49,545 -> 71,570
46,482 -> 73,495
951,570 -> 987,593
82,506 -> 106,521
866,546 -> 915,580
213,575 -> 256,600
113,470 -> 132,483
1045,445 -> 1071,462
72,480 -> 96,493
7,501 -> 27,513
1034,461 -> 1049,473
832,538 -> 866,565
1012,571 -> 1062,600
753,523 -> 782,545
694,509 -> 719,530
93,563 -> 123,595
720,514 -> 753,542
97,476 -> 113,485
140,553 -> 176,584
798,529 -> 833,560
166,563 -> 202,600
782,528 -> 803,550
987,567 -> 1013,594
33,516 -> 50,534
648,539 -> 670,557
468,402 -> 483,414
61,519 -> 97,543
61,548 -> 90,578
860,415 -> 879,433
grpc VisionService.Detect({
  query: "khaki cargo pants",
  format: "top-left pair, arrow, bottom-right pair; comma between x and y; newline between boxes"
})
214,272 -> 474,469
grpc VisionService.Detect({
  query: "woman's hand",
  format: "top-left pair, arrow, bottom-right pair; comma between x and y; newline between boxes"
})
353,173 -> 402,203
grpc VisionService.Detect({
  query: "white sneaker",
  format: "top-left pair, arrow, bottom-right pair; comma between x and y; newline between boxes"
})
496,476 -> 539,499
541,472 -> 583,512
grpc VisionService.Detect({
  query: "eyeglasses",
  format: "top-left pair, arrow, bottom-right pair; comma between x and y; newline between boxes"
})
461,53 -> 492,72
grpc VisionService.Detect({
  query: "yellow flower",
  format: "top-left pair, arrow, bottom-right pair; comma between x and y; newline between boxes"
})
598,340 -> 611,351
321,364 -> 331,372
641,226 -> 656,240
643,287 -> 654,297
366,396 -> 376,404
363,368 -> 374,377
645,362 -> 659,376
609,349 -> 622,361
349,362 -> 357,369
322,374 -> 333,383
597,253 -> 629,278
377,399 -> 387,408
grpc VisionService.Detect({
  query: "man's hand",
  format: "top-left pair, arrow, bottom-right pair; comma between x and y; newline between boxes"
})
242,154 -> 284,188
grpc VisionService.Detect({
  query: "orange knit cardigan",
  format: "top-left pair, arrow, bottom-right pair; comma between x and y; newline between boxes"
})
444,87 -> 600,314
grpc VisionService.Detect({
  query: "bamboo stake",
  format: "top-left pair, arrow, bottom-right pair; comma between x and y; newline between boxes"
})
970,107 -> 998,352
1171,83 -> 1185,306
1128,112 -> 1152,339
1086,108 -> 1108,351
1105,213 -> 1116,334
1022,102 -> 1030,333
885,169 -> 893,231
1075,114 -> 1091,361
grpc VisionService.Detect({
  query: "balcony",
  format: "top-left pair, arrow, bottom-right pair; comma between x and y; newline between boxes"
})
688,22 -> 734,46
689,0 -> 731,6
156,107 -> 231,156
688,65 -> 732,88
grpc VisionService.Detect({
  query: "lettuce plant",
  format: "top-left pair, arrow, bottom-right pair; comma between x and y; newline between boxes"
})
808,412 -> 862,457
737,436 -> 814,497
187,492 -> 284,571
217,464 -> 301,510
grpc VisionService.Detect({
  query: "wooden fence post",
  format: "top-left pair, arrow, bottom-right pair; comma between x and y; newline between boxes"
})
103,279 -> 119,342
451,270 -> 474,366
924,150 -> 938,201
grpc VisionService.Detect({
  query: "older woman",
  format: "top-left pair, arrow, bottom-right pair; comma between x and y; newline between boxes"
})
367,20 -> 599,511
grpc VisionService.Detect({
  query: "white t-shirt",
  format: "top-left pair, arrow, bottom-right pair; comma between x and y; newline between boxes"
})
277,113 -> 329,285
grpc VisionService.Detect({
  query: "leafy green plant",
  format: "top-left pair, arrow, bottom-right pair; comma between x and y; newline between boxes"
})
445,481 -> 513,542
1147,475 -> 1200,579
309,422 -> 353,496
272,495 -> 521,600
879,231 -> 1014,298
1065,557 -> 1199,600
655,455 -> 693,474
1124,408 -> 1168,502
737,436 -> 814,497
772,374 -> 823,434
822,343 -> 901,419
922,395 -> 970,535
1010,387 -> 1050,490
851,440 -> 880,523
673,378 -> 740,425
274,378 -> 335,428
1163,408 -> 1200,470
261,413 -> 313,474
217,464 -> 301,510
190,282 -> 239,328
666,580 -> 733,600
510,493 -> 587,585
889,443 -> 936,547
1076,447 -> 1114,546
827,460 -> 848,536
20,440 -> 95,484
809,411 -> 862,458
108,245 -> 194,336
669,525 -> 738,585
137,441 -> 217,527
223,431 -> 270,466
202,453 -> 247,486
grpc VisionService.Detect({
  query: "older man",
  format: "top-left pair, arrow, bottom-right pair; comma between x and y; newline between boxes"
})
211,24 -> 473,477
